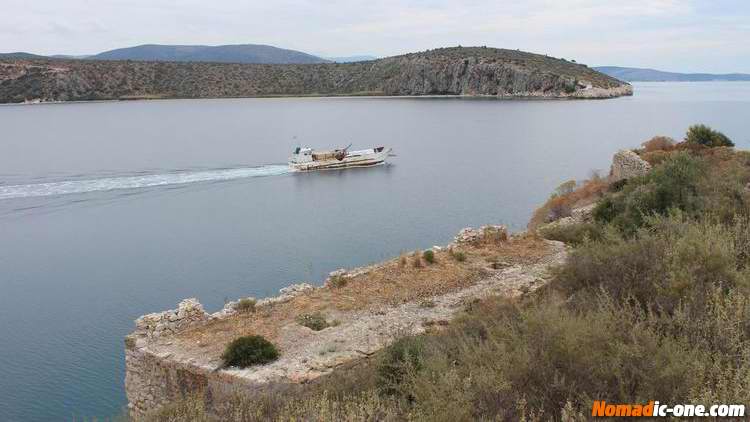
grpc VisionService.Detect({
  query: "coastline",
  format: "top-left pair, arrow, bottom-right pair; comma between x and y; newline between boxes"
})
3,85 -> 633,107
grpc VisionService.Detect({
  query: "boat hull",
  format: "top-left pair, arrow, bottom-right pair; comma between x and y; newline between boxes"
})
289,148 -> 391,171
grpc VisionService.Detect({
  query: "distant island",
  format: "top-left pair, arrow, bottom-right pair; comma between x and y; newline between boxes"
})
88,44 -> 329,64
594,66 -> 750,82
325,55 -> 378,63
1,44 -> 330,64
0,47 -> 631,104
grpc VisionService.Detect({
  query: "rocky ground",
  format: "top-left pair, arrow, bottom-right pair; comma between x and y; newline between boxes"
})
125,228 -> 566,416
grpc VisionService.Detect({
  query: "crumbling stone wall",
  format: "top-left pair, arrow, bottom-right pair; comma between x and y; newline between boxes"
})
610,149 -> 651,182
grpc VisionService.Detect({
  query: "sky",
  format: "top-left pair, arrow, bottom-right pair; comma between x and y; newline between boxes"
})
1,0 -> 749,73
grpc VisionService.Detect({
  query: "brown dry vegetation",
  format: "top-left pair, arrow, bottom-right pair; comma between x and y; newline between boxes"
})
167,235 -> 551,364
528,175 -> 610,230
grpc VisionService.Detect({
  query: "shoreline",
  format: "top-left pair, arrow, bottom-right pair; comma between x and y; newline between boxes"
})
1,89 -> 633,107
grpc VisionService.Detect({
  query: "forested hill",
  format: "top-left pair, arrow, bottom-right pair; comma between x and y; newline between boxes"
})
0,47 -> 631,103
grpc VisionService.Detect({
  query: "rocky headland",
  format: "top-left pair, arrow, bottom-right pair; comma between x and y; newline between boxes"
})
122,143 -> 725,419
124,226 -> 566,418
0,47 -> 631,104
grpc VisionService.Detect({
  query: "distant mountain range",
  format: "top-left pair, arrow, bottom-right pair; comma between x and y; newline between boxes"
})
0,52 -> 49,60
0,45 -> 383,65
88,44 -> 329,64
325,55 -> 378,63
594,66 -> 750,82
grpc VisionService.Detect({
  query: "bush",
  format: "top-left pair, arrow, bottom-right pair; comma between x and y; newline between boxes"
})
640,149 -> 672,166
449,248 -> 466,262
376,336 -> 426,396
553,180 -> 577,197
296,312 -> 330,331
593,152 -> 706,234
422,250 -> 435,264
221,335 -> 280,368
686,124 -> 734,147
641,135 -> 675,152
235,298 -> 256,313
556,215 -> 749,313
328,274 -> 348,288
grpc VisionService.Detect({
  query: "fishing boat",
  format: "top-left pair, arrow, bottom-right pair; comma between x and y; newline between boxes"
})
288,145 -> 392,171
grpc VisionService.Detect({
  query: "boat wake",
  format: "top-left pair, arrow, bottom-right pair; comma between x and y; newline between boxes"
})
0,165 -> 293,200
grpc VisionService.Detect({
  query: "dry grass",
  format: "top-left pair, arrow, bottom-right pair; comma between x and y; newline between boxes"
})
166,235 -> 551,364
528,177 -> 610,230
641,135 -> 676,153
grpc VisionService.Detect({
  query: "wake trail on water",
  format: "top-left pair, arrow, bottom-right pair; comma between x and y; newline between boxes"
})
0,165 -> 293,200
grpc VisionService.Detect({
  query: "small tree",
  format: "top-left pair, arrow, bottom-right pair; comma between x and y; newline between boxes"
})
422,249 -> 436,264
685,124 -> 734,147
221,335 -> 279,368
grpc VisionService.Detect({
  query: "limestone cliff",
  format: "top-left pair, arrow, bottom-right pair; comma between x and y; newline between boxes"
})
0,47 -> 631,103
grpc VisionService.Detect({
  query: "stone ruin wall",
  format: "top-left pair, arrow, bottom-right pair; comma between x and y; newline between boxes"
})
124,226 -> 510,418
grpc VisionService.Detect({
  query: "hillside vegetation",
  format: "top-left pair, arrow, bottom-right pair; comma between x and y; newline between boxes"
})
149,126 -> 750,421
0,47 -> 628,103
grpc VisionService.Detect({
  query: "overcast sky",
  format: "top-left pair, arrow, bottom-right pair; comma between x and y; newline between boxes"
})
2,0 -> 748,72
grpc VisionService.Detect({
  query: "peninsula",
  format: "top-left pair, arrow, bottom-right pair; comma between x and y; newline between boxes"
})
0,47 -> 631,104
125,124 -> 750,420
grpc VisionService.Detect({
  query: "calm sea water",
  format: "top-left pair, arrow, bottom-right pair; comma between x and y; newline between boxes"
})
1,82 -> 749,421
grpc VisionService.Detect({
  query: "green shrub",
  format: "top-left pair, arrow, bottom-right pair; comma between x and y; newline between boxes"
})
235,298 -> 256,313
449,248 -> 466,262
296,312 -> 330,331
221,335 -> 280,368
593,152 -> 706,234
553,180 -> 577,197
422,250 -> 435,264
328,275 -> 348,288
686,124 -> 734,147
419,299 -> 436,308
376,336 -> 426,396
556,214 -> 749,313
641,149 -> 672,166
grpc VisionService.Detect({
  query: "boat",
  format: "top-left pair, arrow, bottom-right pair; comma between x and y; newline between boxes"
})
288,145 -> 392,171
